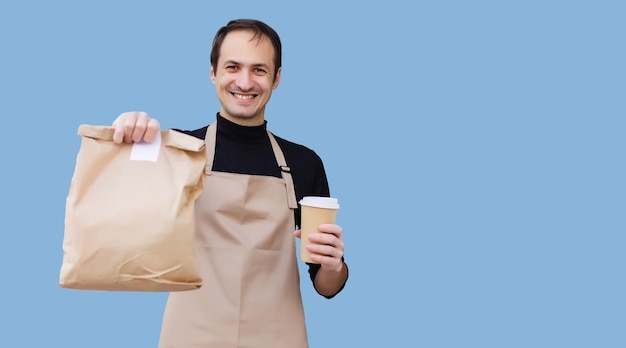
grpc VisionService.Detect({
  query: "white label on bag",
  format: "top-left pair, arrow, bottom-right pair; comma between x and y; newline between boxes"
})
130,132 -> 161,162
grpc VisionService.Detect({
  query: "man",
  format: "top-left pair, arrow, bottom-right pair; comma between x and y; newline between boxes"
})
112,19 -> 348,347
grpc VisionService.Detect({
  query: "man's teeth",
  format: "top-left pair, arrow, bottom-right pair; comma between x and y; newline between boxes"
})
235,94 -> 254,100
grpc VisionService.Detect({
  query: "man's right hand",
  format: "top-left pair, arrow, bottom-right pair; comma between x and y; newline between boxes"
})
112,111 -> 161,144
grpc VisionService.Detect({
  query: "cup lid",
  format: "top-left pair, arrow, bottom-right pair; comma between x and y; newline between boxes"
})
299,196 -> 340,209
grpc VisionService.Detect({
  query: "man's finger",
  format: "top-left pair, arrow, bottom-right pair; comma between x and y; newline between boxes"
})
143,118 -> 161,143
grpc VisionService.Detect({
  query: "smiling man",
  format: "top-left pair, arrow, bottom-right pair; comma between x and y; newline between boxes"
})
211,29 -> 278,126
111,19 -> 349,347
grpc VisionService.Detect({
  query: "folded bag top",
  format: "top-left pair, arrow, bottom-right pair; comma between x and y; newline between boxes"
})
60,125 -> 206,292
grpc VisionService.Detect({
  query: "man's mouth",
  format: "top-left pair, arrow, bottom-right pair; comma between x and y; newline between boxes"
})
232,93 -> 256,100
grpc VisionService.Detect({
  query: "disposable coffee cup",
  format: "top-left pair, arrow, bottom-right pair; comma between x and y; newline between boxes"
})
299,196 -> 340,263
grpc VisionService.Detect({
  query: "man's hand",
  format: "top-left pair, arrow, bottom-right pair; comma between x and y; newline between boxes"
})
294,223 -> 348,297
112,111 -> 161,144
294,224 -> 344,272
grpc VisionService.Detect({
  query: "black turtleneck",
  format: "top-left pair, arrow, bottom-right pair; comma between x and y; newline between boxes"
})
174,113 -> 342,298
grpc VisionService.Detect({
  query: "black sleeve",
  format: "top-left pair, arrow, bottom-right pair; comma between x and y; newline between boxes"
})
275,137 -> 347,299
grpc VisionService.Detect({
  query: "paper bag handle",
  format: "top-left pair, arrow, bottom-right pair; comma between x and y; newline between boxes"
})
77,124 -> 205,152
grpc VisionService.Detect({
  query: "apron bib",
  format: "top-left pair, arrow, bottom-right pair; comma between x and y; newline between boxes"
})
159,122 -> 308,347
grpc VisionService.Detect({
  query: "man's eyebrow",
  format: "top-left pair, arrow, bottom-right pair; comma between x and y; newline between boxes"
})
222,59 -> 239,66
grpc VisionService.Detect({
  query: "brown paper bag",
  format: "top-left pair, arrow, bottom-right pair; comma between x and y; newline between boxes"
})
60,124 -> 206,291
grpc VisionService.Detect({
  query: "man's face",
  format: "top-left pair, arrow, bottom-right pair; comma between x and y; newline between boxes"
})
210,30 -> 281,126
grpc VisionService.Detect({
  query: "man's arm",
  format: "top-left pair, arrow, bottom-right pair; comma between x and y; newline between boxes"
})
314,260 -> 349,297
294,223 -> 349,297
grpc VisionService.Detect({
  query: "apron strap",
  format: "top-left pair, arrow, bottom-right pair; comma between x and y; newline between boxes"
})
204,122 -> 297,209
268,131 -> 298,209
204,122 -> 217,175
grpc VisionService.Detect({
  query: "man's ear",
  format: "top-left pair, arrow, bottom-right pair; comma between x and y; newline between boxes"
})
210,66 -> 216,84
272,67 -> 282,90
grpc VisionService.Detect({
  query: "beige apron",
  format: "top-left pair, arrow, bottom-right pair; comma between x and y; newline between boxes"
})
159,122 -> 308,347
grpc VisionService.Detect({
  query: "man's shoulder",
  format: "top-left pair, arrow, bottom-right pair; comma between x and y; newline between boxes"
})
172,126 -> 207,140
271,133 -> 326,172
271,133 -> 319,157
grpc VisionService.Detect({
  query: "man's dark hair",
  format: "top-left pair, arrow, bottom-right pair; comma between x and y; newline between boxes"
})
210,19 -> 282,81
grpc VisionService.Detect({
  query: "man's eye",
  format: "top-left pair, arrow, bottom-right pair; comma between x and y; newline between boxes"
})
226,66 -> 238,71
254,68 -> 267,74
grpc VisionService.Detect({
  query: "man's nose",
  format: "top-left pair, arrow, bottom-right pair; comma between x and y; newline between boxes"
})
235,71 -> 254,90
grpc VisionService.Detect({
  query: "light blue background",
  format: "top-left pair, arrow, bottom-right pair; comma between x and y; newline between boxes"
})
1,1 -> 624,347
